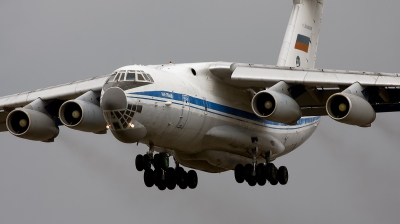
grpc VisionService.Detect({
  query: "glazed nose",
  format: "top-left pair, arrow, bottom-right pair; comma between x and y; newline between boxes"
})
101,87 -> 127,111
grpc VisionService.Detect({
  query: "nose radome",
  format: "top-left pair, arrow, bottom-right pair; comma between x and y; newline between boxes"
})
101,87 -> 127,111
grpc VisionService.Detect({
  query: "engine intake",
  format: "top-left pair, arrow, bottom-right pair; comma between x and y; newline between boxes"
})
251,90 -> 301,124
59,100 -> 107,133
6,109 -> 59,142
326,93 -> 376,127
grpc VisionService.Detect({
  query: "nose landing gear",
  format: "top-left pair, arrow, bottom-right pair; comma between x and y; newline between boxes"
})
135,149 -> 198,190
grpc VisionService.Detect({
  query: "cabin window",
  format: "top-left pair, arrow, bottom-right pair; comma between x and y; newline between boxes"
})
136,105 -> 143,113
113,122 -> 121,130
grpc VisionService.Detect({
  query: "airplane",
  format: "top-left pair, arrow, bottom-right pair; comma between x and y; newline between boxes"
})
1,0 -> 399,190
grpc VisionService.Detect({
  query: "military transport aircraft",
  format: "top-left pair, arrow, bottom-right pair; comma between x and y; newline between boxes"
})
1,0 -> 399,190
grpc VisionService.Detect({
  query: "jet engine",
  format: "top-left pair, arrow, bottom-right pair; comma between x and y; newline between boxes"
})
251,90 -> 301,124
6,108 -> 59,142
326,93 -> 376,127
59,98 -> 107,133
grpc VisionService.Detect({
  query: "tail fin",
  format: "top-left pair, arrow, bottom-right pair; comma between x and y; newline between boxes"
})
277,0 -> 324,68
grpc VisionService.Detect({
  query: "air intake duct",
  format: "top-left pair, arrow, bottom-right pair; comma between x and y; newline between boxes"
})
6,109 -> 59,142
326,93 -> 376,127
251,89 -> 301,124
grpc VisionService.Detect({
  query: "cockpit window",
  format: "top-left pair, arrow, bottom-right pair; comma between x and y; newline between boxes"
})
107,73 -> 117,82
143,73 -> 150,82
126,71 -> 135,81
120,73 -> 126,81
137,73 -> 145,81
115,73 -> 121,82
117,70 -> 126,81
146,73 -> 154,82
106,69 -> 154,85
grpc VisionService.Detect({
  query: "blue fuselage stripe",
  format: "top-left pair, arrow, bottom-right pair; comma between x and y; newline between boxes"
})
127,91 -> 320,128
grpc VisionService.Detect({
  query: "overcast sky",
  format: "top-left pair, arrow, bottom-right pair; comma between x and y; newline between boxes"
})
1,0 -> 400,223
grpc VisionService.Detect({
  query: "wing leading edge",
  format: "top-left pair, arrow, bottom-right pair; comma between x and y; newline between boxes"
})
0,74 -> 109,110
0,74 -> 109,133
209,62 -> 400,116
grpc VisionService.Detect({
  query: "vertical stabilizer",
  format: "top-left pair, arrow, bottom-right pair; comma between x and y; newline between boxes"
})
277,0 -> 324,68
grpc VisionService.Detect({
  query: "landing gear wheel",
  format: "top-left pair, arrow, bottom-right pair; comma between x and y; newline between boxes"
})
270,177 -> 278,186
234,164 -> 245,183
277,166 -> 289,185
244,164 -> 253,183
166,168 -> 176,190
157,180 -> 167,190
135,154 -> 144,171
266,163 -> 277,182
159,153 -> 169,170
268,164 -> 278,185
248,177 -> 257,187
143,154 -> 151,170
176,168 -> 188,189
187,170 -> 198,189
153,154 -> 160,169
175,167 -> 184,185
143,169 -> 154,187
256,163 -> 267,186
154,168 -> 163,186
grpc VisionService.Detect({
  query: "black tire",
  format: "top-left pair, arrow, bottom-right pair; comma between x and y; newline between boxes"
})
187,170 -> 198,189
234,164 -> 245,183
159,153 -> 169,170
144,169 -> 154,187
248,177 -> 257,187
158,180 -> 167,191
175,167 -> 185,186
257,176 -> 267,186
268,164 -> 278,185
135,154 -> 144,171
266,163 -> 277,182
179,181 -> 188,190
154,168 -> 163,186
153,154 -> 160,169
244,164 -> 253,182
177,169 -> 187,189
143,154 -> 151,170
277,166 -> 289,185
256,163 -> 267,184
166,168 -> 176,190
270,177 -> 278,186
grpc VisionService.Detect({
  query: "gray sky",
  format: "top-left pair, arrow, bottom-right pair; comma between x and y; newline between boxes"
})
1,0 -> 400,223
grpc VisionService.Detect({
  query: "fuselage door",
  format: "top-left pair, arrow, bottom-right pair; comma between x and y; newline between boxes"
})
176,94 -> 190,129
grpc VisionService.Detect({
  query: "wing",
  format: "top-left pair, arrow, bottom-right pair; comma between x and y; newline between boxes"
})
209,62 -> 400,116
0,74 -> 109,132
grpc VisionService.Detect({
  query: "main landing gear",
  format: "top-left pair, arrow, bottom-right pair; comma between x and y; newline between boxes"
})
135,152 -> 198,190
234,148 -> 289,186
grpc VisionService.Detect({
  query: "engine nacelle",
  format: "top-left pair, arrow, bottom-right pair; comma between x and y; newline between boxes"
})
326,93 -> 376,127
251,90 -> 301,124
6,109 -> 59,142
59,100 -> 107,133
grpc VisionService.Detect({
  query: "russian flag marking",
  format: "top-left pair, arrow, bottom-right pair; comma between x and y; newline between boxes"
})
294,34 -> 310,53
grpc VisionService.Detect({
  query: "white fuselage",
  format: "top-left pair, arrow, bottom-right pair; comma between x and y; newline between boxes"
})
103,62 -> 320,172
